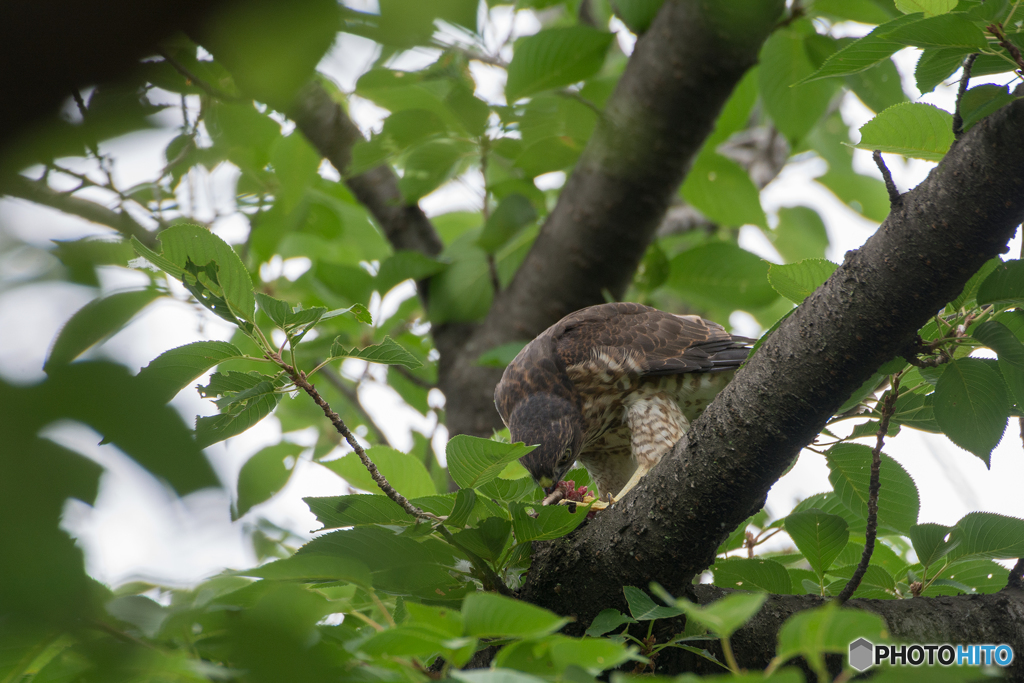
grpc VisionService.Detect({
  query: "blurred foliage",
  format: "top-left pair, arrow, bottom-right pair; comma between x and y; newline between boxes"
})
2,0 -> 1024,680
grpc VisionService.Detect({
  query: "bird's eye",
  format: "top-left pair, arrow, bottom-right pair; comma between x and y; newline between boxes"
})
561,447 -> 572,463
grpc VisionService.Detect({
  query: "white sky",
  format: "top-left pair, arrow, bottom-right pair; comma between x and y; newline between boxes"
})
0,11 -> 1022,586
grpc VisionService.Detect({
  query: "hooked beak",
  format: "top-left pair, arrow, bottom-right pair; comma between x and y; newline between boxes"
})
538,475 -> 556,495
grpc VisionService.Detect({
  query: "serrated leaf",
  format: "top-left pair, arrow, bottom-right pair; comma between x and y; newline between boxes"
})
947,512 -> 1024,561
446,435 -> 536,489
446,488 -> 477,528
926,558 -> 1010,596
330,335 -> 422,368
711,558 -> 793,594
45,289 -> 161,369
452,517 -> 512,562
462,592 -> 569,638
681,151 -> 767,227
509,501 -> 587,542
195,372 -> 282,447
891,390 -> 942,432
895,0 -> 956,16
958,84 -> 1020,132
908,522 -> 959,568
235,442 -> 302,519
767,259 -> 838,304
799,13 -> 924,82
585,608 -> 637,637
132,224 -> 256,325
661,590 -> 767,639
667,242 -> 777,311
505,26 -> 614,102
236,553 -> 372,586
623,586 -> 685,621
933,358 -> 1009,465
304,494 -> 408,528
846,57 -> 908,113
255,292 -> 291,327
321,447 -> 437,499
856,102 -> 953,161
977,260 -> 1024,307
758,29 -> 840,143
914,47 -> 970,94
136,340 -> 246,402
881,12 -> 988,48
825,564 -> 897,598
972,320 -> 1024,408
785,510 -> 850,578
775,604 -> 886,677
825,443 -> 920,534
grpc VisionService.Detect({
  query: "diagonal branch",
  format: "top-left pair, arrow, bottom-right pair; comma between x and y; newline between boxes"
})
0,174 -> 157,247
519,93 -> 1024,625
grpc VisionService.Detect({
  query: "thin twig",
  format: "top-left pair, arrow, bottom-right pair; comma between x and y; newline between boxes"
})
1005,558 -> 1024,590
987,24 -> 1024,73
952,54 -> 979,138
837,375 -> 901,605
393,363 -> 436,390
872,150 -> 901,208
271,351 -> 437,522
317,364 -> 395,449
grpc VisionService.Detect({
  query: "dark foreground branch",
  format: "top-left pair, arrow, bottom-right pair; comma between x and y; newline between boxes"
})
519,93 -> 1024,629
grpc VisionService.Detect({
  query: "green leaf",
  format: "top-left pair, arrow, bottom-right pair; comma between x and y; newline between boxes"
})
236,553 -> 372,586
800,13 -> 923,82
711,558 -> 793,594
846,57 -> 908,113
774,603 -> 886,677
947,512 -> 1024,561
585,609 -> 637,637
321,303 -> 372,325
505,26 -> 614,102
915,47 -> 970,94
321,447 -> 437,499
195,372 -> 282,447
376,251 -> 445,293
452,517 -> 513,561
477,194 -> 537,254
767,259 -> 838,304
664,591 -> 767,639
255,292 -> 291,328
235,442 -> 302,519
856,102 -> 954,161
681,152 -> 767,228
446,435 -> 536,489
908,522 -> 959,568
933,358 -> 1009,465
925,558 -> 1010,596
398,138 -> 476,202
461,593 -> 569,638
45,289 -> 161,369
428,234 -> 493,324
972,320 -> 1024,408
330,335 -> 422,368
957,84 -> 1019,132
623,586 -> 685,621
785,510 -> 850,578
759,28 -> 840,143
891,390 -> 942,432
949,257 -> 1001,311
667,242 -> 778,311
510,501 -> 588,542
132,224 -> 256,325
611,0 -> 666,33
825,443 -> 920,534
895,0 -> 956,15
816,169 -> 892,223
451,671 -> 547,683
304,494 -> 408,528
136,341 -> 245,402
977,259 -> 1024,307
881,12 -> 988,48
825,564 -> 897,599
271,133 -> 321,212
446,488 -> 477,528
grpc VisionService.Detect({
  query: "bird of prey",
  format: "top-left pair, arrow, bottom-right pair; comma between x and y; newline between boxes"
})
494,302 -> 752,508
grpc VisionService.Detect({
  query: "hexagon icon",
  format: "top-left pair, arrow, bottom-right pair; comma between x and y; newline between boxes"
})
849,638 -> 874,672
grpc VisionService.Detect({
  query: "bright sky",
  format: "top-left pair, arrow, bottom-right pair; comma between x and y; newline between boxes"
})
0,10 -> 1021,586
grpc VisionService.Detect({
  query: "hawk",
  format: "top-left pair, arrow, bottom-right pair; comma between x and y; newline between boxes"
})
494,302 -> 752,508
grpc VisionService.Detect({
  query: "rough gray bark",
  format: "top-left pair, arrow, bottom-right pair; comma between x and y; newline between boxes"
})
516,94 -> 1024,651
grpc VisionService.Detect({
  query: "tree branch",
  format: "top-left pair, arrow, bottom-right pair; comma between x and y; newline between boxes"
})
518,93 -> 1024,627
440,0 -> 785,436
0,173 -> 157,247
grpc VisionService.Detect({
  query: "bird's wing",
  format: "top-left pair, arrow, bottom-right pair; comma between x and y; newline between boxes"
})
551,302 -> 752,378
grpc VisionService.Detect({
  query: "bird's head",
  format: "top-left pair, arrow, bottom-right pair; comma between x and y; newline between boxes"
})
508,394 -> 584,495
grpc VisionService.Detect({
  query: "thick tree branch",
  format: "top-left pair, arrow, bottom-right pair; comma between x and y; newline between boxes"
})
289,81 -> 444,259
441,0 -> 785,436
0,174 -> 156,247
519,94 -> 1024,629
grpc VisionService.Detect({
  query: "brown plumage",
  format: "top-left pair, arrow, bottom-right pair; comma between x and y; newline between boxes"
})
494,302 -> 752,506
